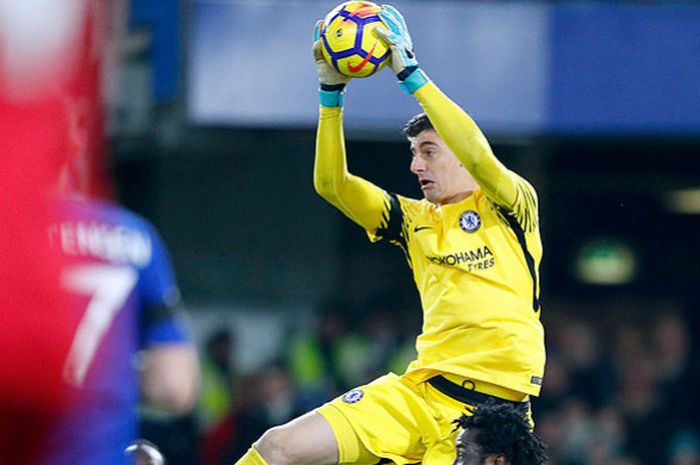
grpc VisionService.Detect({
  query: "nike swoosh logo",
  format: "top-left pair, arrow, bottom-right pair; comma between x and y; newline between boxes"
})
348,41 -> 377,73
414,225 -> 433,233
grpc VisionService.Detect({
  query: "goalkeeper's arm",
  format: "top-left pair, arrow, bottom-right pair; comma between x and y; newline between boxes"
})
414,84 -> 519,209
377,4 -> 519,209
312,20 -> 391,232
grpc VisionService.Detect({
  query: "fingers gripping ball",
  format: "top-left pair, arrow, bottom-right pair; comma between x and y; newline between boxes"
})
320,1 -> 390,78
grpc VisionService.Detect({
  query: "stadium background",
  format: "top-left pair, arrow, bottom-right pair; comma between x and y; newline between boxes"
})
107,1 -> 699,465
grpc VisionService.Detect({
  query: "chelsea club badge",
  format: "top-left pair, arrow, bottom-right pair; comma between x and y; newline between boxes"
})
342,389 -> 364,404
459,210 -> 481,233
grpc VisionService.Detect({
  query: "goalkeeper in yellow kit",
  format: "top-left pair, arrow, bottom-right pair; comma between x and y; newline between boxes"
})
232,5 -> 545,465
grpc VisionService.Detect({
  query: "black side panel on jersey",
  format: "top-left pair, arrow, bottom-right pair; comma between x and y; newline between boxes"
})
375,193 -> 410,260
375,194 -> 404,244
496,205 -> 540,312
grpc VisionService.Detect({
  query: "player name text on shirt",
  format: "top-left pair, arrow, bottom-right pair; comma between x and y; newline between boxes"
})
49,220 -> 152,267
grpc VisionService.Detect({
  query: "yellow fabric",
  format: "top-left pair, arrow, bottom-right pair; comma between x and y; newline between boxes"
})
440,373 -> 528,403
234,447 -> 267,465
314,106 -> 389,233
316,403 -> 379,465
367,189 -> 544,396
313,84 -> 545,395
318,374 -> 530,465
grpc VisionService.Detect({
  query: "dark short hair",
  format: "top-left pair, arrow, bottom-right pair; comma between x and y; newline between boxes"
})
403,112 -> 434,138
454,401 -> 548,465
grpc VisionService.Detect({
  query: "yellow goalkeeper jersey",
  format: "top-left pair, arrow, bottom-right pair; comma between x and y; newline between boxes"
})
314,82 -> 545,396
370,186 -> 543,395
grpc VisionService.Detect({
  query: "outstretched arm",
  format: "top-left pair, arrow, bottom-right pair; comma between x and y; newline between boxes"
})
314,106 -> 390,231
376,5 -> 520,210
312,20 -> 390,232
414,83 -> 518,208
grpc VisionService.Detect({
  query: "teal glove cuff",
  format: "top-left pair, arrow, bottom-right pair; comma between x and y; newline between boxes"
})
319,88 -> 344,108
398,68 -> 429,95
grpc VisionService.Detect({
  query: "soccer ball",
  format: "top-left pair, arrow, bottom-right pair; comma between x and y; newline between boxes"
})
124,439 -> 165,465
320,1 -> 390,78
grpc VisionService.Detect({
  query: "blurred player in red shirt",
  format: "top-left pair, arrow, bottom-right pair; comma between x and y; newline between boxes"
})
0,1 -> 86,462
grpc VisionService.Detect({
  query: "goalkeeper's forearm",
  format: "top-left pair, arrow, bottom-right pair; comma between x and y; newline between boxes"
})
413,81 -> 518,207
313,106 -> 389,230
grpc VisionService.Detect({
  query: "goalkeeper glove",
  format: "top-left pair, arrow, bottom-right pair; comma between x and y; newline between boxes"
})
312,20 -> 350,107
375,4 -> 429,95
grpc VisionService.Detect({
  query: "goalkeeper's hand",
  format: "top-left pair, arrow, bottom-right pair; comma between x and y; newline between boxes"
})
375,4 -> 429,95
313,19 -> 350,107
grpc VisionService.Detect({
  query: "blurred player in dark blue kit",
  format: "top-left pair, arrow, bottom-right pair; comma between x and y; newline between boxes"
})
42,191 -> 199,465
34,4 -> 199,463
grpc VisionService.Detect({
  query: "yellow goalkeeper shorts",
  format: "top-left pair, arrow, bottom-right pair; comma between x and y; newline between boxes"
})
316,373 -> 476,465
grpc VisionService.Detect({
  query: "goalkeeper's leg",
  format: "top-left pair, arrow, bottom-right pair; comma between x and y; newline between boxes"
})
235,411 -> 338,465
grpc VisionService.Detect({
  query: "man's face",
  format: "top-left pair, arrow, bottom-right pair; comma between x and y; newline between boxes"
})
408,129 -> 474,205
454,428 -> 506,465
